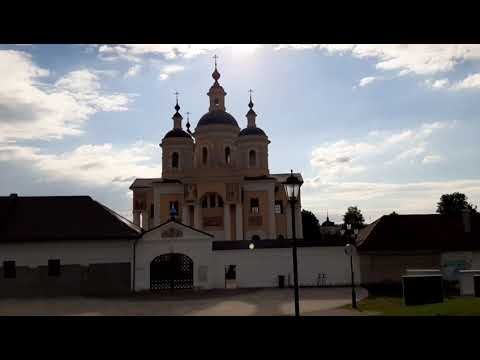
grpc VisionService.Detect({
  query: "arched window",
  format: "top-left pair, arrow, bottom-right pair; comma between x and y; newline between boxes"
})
202,147 -> 208,165
172,152 -> 179,168
249,150 -> 256,167
252,235 -> 260,241
225,147 -> 231,164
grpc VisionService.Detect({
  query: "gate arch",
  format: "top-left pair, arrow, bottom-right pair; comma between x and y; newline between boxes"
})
150,253 -> 193,290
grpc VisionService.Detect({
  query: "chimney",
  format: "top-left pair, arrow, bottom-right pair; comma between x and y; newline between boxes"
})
462,208 -> 471,233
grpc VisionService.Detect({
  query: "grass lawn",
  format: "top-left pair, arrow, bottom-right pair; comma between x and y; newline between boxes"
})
341,296 -> 480,316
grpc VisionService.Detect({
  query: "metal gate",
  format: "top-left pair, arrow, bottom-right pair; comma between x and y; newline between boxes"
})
150,253 -> 193,290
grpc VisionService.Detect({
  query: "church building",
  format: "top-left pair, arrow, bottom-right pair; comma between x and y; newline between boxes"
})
130,61 -> 303,241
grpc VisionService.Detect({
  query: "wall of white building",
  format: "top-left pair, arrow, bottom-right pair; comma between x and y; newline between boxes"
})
0,240 -> 133,267
210,247 -> 361,289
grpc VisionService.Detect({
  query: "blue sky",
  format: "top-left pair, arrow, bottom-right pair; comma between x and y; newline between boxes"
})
1,44 -> 479,223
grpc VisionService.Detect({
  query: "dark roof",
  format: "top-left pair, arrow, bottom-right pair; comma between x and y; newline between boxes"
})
212,237 -> 348,251
197,110 -> 239,127
239,127 -> 267,137
244,175 -> 276,181
0,195 -> 141,243
356,213 -> 480,252
163,128 -> 192,139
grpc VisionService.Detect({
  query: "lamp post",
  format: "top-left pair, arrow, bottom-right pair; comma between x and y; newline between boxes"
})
344,242 -> 357,309
283,169 -> 303,317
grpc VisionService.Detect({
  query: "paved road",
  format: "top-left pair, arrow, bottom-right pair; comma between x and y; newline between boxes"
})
0,287 -> 370,316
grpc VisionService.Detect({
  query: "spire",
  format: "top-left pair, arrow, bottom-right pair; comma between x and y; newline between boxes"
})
327,209 -> 329,222
246,89 -> 257,128
186,111 -> 192,134
207,55 -> 227,111
172,91 -> 183,129
212,54 -> 220,83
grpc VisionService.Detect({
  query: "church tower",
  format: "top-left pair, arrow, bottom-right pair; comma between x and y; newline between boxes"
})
193,60 -> 241,175
160,94 -> 194,179
237,91 -> 270,177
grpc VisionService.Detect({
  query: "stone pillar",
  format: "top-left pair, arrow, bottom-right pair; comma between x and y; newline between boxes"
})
267,187 -> 276,239
235,204 -> 243,240
153,186 -> 161,227
182,204 -> 189,225
224,204 -> 231,240
194,203 -> 202,230
133,211 -> 141,227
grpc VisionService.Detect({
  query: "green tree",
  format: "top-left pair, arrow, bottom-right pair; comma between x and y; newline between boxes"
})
343,206 -> 365,229
436,192 -> 478,215
301,210 -> 322,239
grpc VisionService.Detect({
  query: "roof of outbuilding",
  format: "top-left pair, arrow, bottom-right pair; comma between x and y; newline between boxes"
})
356,213 -> 480,252
0,195 -> 142,243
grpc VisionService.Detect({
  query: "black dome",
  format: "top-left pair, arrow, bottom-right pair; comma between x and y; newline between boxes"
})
239,127 -> 267,137
163,129 -> 192,139
197,110 -> 239,127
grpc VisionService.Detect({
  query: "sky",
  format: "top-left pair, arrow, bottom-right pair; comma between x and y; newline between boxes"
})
1,44 -> 479,224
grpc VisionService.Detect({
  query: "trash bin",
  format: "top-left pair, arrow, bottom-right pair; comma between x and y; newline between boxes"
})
474,275 -> 480,297
278,275 -> 285,288
402,274 -> 444,306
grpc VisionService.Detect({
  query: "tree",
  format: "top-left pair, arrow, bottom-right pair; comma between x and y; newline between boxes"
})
436,192 -> 478,215
343,206 -> 365,229
389,211 -> 399,216
301,210 -> 322,240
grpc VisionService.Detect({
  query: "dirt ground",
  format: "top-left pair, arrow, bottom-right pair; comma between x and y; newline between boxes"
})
0,287 -> 371,316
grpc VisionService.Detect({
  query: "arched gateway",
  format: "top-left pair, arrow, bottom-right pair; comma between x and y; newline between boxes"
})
150,253 -> 193,290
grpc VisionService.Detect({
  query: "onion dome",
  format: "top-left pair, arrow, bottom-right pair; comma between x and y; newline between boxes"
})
198,111 -> 239,127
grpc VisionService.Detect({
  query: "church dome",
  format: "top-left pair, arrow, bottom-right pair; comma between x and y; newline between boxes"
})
238,127 -> 267,137
197,110 -> 239,127
163,128 -> 192,139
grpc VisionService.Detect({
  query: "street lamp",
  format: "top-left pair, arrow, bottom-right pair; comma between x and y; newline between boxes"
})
283,169 -> 303,317
344,243 -> 357,309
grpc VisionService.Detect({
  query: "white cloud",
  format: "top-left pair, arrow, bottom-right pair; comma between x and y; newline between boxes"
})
425,78 -> 450,89
452,73 -> 480,90
276,44 -> 480,76
97,44 -> 262,63
422,154 -> 444,164
358,76 -> 377,87
159,64 -> 185,80
0,50 -> 132,143
0,142 -> 160,188
310,121 -> 454,181
124,64 -> 142,78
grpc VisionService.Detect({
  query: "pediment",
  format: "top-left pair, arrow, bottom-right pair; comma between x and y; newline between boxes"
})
141,220 -> 213,241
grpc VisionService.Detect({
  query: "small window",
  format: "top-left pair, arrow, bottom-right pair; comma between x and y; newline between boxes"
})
225,147 -> 231,165
48,259 -> 60,277
218,196 -> 224,208
250,198 -> 260,214
202,147 -> 208,165
172,152 -> 179,168
3,261 -> 16,279
274,200 -> 283,214
202,197 -> 208,208
249,150 -> 256,167
252,235 -> 260,241
214,98 -> 220,106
